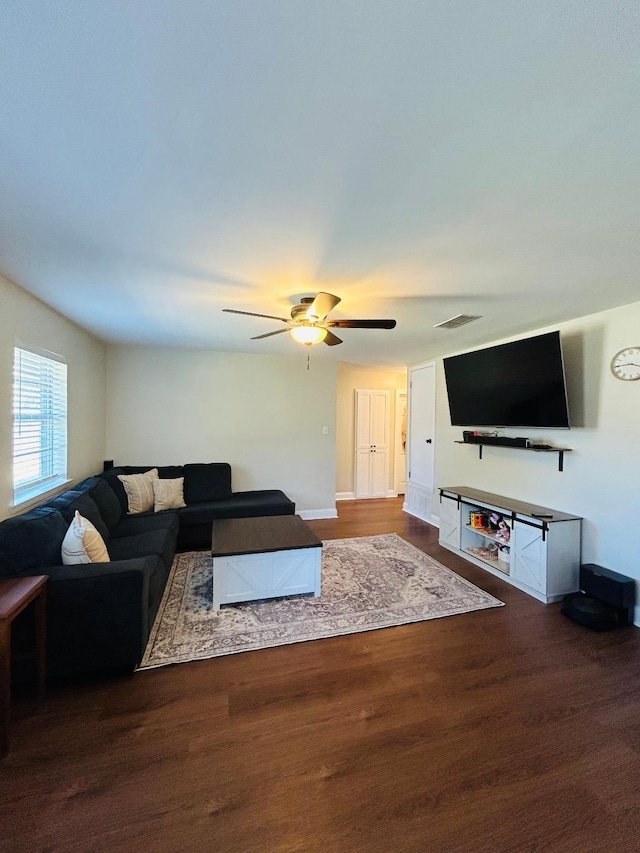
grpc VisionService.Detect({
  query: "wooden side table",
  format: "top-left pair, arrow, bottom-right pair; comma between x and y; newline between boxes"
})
0,575 -> 47,757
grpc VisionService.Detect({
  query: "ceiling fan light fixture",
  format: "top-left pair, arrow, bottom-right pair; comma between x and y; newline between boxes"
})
224,292 -> 395,348
290,325 -> 327,345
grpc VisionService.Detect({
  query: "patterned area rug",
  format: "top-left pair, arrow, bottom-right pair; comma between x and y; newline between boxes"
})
138,533 -> 504,670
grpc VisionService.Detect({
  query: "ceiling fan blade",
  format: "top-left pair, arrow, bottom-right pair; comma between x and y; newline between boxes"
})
223,309 -> 290,323
250,328 -> 290,340
323,329 -> 343,346
327,319 -> 396,329
307,292 -> 341,321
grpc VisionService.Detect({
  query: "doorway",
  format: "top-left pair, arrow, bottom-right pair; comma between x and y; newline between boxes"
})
394,389 -> 407,495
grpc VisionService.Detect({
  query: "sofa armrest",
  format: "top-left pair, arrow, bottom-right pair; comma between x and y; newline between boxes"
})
17,558 -> 151,583
15,557 -> 156,679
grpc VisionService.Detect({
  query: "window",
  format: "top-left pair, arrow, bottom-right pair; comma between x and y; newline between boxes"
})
13,346 -> 68,505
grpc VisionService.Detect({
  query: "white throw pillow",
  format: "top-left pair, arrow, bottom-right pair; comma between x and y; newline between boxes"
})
61,511 -> 110,564
153,477 -> 186,512
117,468 -> 159,514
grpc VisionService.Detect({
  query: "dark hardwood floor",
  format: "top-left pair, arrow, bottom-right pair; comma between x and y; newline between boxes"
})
2,499 -> 639,852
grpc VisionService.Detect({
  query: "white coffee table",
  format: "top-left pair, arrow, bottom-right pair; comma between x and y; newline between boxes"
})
211,515 -> 322,610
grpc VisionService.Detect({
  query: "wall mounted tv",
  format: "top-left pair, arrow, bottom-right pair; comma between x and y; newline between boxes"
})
443,331 -> 570,429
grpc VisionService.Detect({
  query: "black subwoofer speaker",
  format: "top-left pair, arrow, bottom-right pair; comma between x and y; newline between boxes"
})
580,564 -> 635,611
561,564 -> 635,630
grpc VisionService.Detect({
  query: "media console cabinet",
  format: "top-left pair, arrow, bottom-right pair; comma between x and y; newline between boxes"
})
438,486 -> 582,603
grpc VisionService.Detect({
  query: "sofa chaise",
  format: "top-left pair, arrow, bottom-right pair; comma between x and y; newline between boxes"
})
99,464 -> 295,551
0,463 -> 295,679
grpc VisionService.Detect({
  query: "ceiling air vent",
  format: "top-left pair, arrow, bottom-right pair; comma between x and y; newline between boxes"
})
433,314 -> 482,330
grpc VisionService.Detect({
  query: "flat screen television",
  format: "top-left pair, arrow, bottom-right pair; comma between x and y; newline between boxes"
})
443,331 -> 570,429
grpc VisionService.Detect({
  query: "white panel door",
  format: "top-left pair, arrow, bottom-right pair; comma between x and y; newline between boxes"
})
371,444 -> 388,496
407,364 -> 435,492
356,391 -> 373,447
355,447 -> 373,496
355,389 -> 390,498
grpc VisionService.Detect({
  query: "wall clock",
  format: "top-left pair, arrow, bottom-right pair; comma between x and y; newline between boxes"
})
610,347 -> 640,381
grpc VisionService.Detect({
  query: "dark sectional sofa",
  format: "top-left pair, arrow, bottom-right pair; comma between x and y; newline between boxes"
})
0,463 -> 294,679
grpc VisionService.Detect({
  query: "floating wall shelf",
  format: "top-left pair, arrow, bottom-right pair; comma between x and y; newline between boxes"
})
454,441 -> 572,472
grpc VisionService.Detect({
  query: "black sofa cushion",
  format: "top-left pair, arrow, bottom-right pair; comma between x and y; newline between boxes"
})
183,463 -> 232,504
108,529 -> 176,572
87,478 -> 123,530
106,534 -> 174,621
46,488 -> 83,515
155,466 -> 185,480
48,491 -> 110,543
0,507 -> 68,576
177,489 -> 294,525
110,511 -> 179,540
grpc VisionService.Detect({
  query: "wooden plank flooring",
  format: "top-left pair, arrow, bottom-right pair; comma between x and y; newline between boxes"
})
1,498 -> 640,852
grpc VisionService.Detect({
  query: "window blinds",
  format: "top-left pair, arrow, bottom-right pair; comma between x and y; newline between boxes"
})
13,346 -> 68,504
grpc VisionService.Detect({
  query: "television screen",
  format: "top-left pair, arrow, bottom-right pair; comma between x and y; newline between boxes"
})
443,331 -> 570,428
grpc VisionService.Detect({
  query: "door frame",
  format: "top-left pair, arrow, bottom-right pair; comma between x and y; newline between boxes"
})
393,388 -> 407,495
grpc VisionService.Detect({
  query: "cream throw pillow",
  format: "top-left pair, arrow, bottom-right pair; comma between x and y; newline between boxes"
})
118,468 -> 159,514
153,477 -> 186,512
61,511 -> 110,564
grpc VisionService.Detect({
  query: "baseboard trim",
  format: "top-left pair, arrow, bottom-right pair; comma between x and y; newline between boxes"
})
336,492 -> 400,501
298,508 -> 339,520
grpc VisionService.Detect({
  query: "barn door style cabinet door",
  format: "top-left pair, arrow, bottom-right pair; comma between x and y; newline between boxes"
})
438,491 -> 461,550
355,389 -> 390,498
510,520 -> 548,593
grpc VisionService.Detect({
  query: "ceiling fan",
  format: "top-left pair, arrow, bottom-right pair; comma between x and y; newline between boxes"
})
223,292 -> 396,346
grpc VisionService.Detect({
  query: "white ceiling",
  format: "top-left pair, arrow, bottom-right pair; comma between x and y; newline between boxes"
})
1,1 -> 638,367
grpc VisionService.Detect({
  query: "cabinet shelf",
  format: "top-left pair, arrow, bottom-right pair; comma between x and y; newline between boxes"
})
454,441 -> 572,472
463,524 -> 511,548
464,546 -> 510,575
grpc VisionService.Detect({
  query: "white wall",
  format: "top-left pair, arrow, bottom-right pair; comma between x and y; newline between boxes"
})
432,300 -> 640,600
0,274 -> 106,520
336,362 -> 407,497
106,346 -> 337,515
